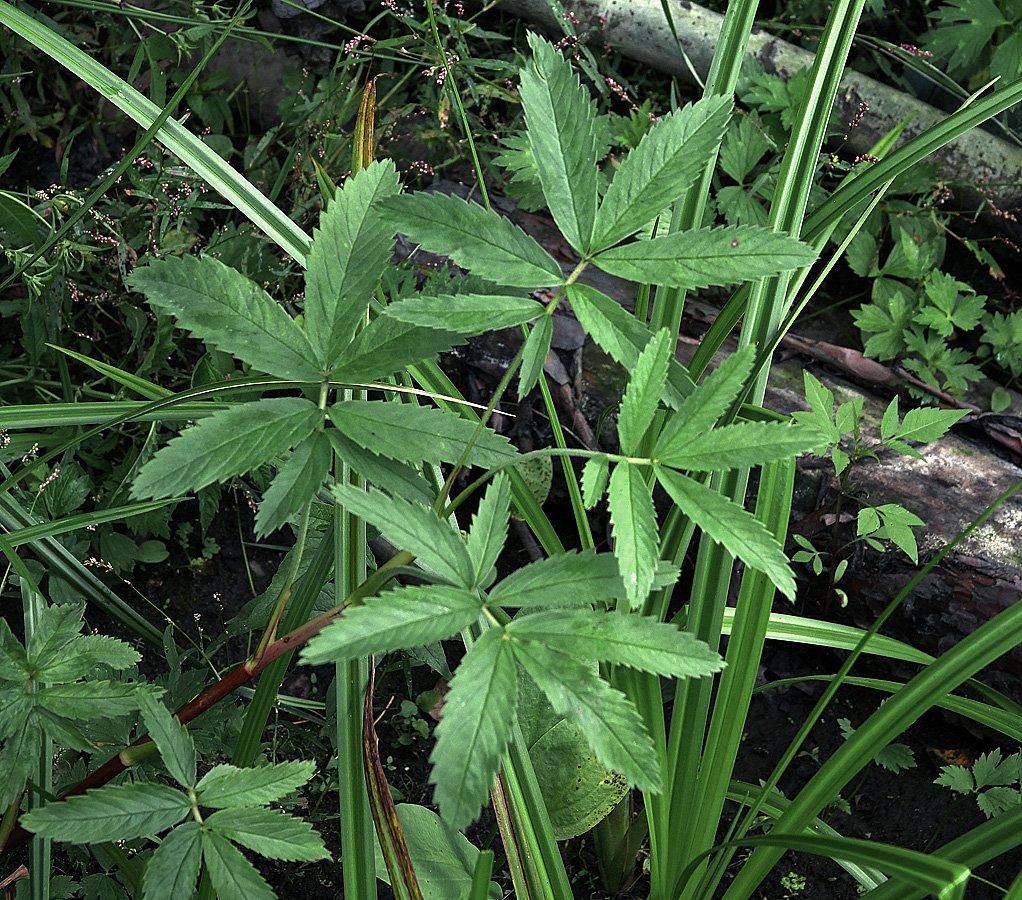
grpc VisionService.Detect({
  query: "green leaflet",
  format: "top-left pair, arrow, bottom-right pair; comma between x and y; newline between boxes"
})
255,430 -> 333,538
304,160 -> 400,370
430,627 -> 517,830
507,608 -> 724,679
591,95 -> 732,253
654,347 -> 755,458
510,640 -> 660,793
607,462 -> 659,609
657,422 -> 827,471
518,314 -> 553,400
465,473 -> 511,589
141,822 -> 203,900
655,467 -> 796,600
374,804 -> 502,900
130,397 -> 324,499
385,293 -> 545,334
617,328 -> 673,456
325,429 -> 434,504
567,283 -> 694,408
20,782 -> 190,842
378,192 -> 563,288
301,586 -> 482,664
139,693 -> 196,788
0,606 -> 149,807
32,707 -> 95,753
520,32 -> 600,254
201,828 -> 277,900
0,717 -> 38,809
515,670 -> 629,841
581,457 -> 609,510
487,548 -> 623,609
895,406 -> 969,443
127,255 -> 322,382
592,225 -> 818,290
195,760 -> 316,808
328,483 -> 475,586
327,399 -> 517,470
204,807 -> 330,862
329,313 -> 463,385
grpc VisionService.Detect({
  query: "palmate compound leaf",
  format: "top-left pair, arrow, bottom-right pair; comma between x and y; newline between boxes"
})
506,608 -> 724,679
204,807 -> 330,862
20,782 -> 190,842
141,821 -> 202,900
126,255 -> 322,382
607,462 -> 659,609
430,627 -> 517,830
138,693 -> 196,788
195,759 -> 316,809
300,585 -> 482,665
131,397 -> 324,499
255,430 -> 333,538
304,159 -> 400,370
327,399 -> 517,470
201,829 -> 276,900
567,283 -> 694,408
592,226 -> 818,291
378,192 -> 563,289
327,484 -> 474,587
617,328 -> 673,456
509,639 -> 660,793
591,94 -> 732,253
655,467 -> 796,600
384,293 -> 545,334
520,32 -> 600,255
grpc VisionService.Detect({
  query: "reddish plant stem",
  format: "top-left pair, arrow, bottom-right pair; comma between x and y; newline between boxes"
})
0,604 -> 347,855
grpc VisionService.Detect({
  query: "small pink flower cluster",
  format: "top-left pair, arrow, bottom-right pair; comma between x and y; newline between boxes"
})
899,44 -> 933,57
408,160 -> 435,177
344,33 -> 372,53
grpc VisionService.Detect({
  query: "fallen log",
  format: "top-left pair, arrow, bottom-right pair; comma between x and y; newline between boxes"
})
491,0 -> 1022,218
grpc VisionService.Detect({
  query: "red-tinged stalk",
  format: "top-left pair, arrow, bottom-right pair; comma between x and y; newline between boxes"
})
0,549 -> 415,856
